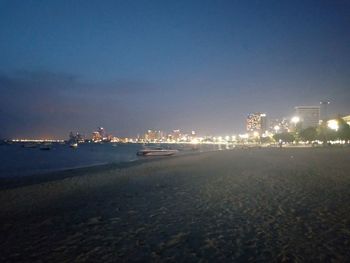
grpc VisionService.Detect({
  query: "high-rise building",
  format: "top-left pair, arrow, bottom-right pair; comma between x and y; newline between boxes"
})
171,129 -> 181,141
269,118 -> 290,133
92,131 -> 102,142
98,127 -> 105,138
246,113 -> 268,134
295,106 -> 320,129
320,101 -> 330,122
92,127 -> 106,142
144,130 -> 164,142
144,130 -> 156,141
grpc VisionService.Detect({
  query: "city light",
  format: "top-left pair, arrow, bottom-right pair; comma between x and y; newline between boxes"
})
9,112 -> 350,146
291,116 -> 300,124
190,138 -> 199,144
11,139 -> 65,143
246,112 -> 267,133
327,120 -> 339,131
239,133 -> 249,139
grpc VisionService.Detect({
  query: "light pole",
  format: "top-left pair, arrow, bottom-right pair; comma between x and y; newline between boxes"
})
291,117 -> 301,144
291,116 -> 300,131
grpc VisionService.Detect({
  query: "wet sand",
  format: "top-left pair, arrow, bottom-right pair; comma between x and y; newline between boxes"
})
1,147 -> 350,262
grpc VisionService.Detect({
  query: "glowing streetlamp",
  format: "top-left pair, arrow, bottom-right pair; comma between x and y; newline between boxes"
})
239,133 -> 249,139
327,120 -> 339,131
274,125 -> 280,133
291,116 -> 300,124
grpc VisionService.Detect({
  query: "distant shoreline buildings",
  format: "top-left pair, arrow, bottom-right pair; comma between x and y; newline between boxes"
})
6,100 -> 350,144
246,113 -> 267,135
295,106 -> 320,129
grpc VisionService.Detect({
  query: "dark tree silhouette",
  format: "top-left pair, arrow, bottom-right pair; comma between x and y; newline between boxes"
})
273,132 -> 295,143
299,127 -> 318,142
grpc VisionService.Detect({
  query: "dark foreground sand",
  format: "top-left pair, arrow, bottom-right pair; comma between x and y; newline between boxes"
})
1,147 -> 350,262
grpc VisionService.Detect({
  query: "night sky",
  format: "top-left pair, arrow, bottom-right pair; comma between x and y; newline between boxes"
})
1,0 -> 349,139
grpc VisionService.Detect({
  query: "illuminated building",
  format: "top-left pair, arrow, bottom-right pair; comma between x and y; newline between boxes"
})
110,137 -> 120,143
91,127 -> 112,142
144,130 -> 164,142
69,131 -> 85,143
187,130 -> 197,142
269,118 -> 290,133
326,115 -> 350,130
91,127 -> 108,142
295,106 -> 320,129
320,100 -> 330,122
246,113 -> 268,134
144,130 -> 154,141
172,129 -> 181,142
158,130 -> 166,141
342,115 -> 350,125
98,127 -> 105,138
92,131 -> 102,142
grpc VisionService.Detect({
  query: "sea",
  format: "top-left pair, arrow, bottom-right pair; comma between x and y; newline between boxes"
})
0,142 -> 226,178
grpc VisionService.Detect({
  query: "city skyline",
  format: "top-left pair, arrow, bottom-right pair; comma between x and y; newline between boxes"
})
9,108 -> 350,142
1,1 -> 350,138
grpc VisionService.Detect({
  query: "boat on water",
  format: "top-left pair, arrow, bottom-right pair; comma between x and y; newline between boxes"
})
137,147 -> 178,156
22,143 -> 38,148
69,142 -> 78,148
39,143 -> 52,150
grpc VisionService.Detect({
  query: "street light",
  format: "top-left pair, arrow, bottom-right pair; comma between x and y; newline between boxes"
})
327,120 -> 339,131
291,116 -> 300,124
274,125 -> 280,133
291,116 -> 301,134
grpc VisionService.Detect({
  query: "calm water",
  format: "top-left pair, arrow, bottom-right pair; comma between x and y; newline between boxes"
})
0,143 -> 224,178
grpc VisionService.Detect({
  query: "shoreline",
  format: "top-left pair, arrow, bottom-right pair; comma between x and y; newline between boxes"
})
0,148 -> 207,190
0,146 -> 347,190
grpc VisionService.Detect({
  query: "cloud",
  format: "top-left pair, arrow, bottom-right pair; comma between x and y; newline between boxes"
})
0,70 -> 155,94
0,70 -> 156,138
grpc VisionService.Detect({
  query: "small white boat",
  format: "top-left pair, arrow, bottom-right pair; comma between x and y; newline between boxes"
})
137,148 -> 178,156
69,142 -> 78,148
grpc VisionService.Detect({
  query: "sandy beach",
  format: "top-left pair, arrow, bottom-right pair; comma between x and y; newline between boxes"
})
1,147 -> 350,262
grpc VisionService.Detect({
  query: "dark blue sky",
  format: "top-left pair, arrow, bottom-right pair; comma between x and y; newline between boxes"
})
1,0 -> 349,138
